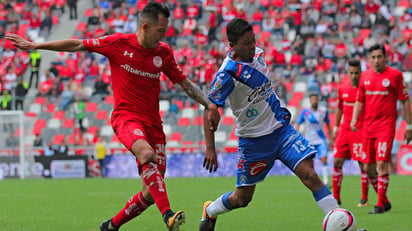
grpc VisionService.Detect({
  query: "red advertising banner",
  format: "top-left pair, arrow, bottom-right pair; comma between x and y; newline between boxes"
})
396,145 -> 412,175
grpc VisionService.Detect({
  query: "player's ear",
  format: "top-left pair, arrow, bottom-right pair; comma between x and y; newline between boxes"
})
142,23 -> 149,31
228,42 -> 235,48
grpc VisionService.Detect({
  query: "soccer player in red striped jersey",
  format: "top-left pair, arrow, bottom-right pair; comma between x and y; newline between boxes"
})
6,2 -> 220,230
332,59 -> 370,206
351,44 -> 412,214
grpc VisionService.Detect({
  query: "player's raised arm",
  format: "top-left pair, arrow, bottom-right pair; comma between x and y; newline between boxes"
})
401,98 -> 412,144
202,105 -> 219,172
5,33 -> 85,52
178,78 -> 220,131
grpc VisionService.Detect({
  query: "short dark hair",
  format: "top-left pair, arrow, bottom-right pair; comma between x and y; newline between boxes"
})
226,18 -> 253,44
140,2 -> 170,24
368,44 -> 386,56
309,92 -> 319,98
348,58 -> 360,67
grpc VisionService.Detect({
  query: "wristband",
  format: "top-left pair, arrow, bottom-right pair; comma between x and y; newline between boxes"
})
407,124 -> 412,130
333,126 -> 338,133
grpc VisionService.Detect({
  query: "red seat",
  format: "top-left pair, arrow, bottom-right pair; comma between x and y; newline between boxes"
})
46,103 -> 55,113
34,97 -> 47,105
62,118 -> 75,128
87,125 -> 100,135
95,110 -> 108,120
85,102 -> 98,112
175,100 -> 184,110
67,133 -> 75,145
111,135 -> 119,142
33,119 -> 46,135
104,95 -> 114,104
182,140 -> 193,146
360,29 -> 371,39
159,110 -> 165,118
53,134 -> 66,144
53,110 -> 65,120
398,0 -> 409,8
170,132 -> 182,142
192,116 -> 203,126
222,116 -> 235,126
178,117 -> 191,126
76,22 -> 87,31
85,8 -> 94,17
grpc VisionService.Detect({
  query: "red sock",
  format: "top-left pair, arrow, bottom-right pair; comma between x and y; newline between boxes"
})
377,174 -> 389,208
360,171 -> 369,200
112,191 -> 153,227
332,168 -> 343,201
141,162 -> 170,215
368,175 -> 378,193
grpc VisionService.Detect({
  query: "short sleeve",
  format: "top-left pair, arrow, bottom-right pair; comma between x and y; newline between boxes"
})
208,71 -> 235,107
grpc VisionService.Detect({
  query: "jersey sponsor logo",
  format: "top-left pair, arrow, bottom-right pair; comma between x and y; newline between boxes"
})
249,160 -> 267,176
343,93 -> 348,98
343,102 -> 355,106
247,82 -> 273,104
134,128 -> 144,136
365,90 -> 388,95
124,51 -> 133,58
153,56 -> 162,67
365,80 -> 371,85
120,64 -> 161,79
246,108 -> 258,118
382,79 -> 390,87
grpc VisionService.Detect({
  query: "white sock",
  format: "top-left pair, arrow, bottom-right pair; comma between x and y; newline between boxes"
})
206,193 -> 232,217
317,194 -> 339,214
322,165 -> 329,185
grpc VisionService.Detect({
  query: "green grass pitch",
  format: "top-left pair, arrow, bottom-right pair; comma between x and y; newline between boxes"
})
0,175 -> 411,231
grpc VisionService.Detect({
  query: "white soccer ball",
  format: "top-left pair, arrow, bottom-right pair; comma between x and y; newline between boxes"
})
322,208 -> 357,231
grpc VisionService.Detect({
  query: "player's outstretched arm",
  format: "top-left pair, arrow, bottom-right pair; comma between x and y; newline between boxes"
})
202,107 -> 218,173
178,78 -> 220,131
401,99 -> 412,144
332,107 -> 343,146
351,101 -> 364,132
5,33 -> 85,52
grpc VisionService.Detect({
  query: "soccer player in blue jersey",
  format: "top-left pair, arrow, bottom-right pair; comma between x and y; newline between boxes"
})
199,18 -> 339,231
296,93 -> 332,186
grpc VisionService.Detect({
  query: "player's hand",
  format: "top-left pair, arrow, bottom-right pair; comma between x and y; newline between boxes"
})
405,129 -> 412,144
203,147 -> 218,173
5,33 -> 35,51
329,137 -> 335,149
350,119 -> 358,132
207,103 -> 220,132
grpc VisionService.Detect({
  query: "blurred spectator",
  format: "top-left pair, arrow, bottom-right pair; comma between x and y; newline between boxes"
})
33,134 -> 43,147
29,50 -> 42,88
49,62 -> 59,77
56,140 -> 69,155
123,15 -> 137,34
28,13 -> 42,36
14,77 -> 29,110
0,90 -> 11,110
111,13 -> 125,33
93,75 -> 109,96
402,49 -> 412,72
95,134 -> 107,177
87,9 -> 100,27
274,77 -> 288,106
74,97 -> 86,131
41,10 -> 53,37
43,141 -> 56,156
38,71 -> 54,97
67,0 -> 78,20
6,132 -> 18,148
4,66 -> 18,91
58,79 -> 75,110
6,6 -> 19,29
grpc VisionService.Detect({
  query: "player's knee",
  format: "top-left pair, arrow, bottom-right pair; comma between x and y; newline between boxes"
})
138,148 -> 157,164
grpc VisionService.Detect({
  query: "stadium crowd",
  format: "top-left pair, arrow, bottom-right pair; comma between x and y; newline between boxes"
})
1,0 -> 412,157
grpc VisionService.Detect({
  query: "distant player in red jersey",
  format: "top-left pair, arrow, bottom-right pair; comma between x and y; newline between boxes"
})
332,59 -> 370,206
6,2 -> 220,230
351,44 -> 412,214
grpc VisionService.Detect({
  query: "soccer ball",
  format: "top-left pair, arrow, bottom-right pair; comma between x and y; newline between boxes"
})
322,208 -> 357,231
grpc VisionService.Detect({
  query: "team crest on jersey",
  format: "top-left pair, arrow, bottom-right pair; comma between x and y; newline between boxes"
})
153,56 -> 162,67
213,77 -> 223,90
134,129 -> 144,136
382,79 -> 390,87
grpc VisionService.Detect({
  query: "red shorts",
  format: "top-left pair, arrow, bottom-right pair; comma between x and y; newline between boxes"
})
334,127 -> 362,161
112,116 -> 166,172
360,136 -> 394,164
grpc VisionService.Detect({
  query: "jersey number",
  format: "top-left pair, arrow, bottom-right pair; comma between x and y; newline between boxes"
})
353,143 -> 362,159
155,144 -> 166,166
292,140 -> 307,153
377,142 -> 387,158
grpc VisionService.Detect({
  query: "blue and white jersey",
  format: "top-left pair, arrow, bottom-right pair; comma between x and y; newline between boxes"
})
208,47 -> 291,138
297,106 -> 330,145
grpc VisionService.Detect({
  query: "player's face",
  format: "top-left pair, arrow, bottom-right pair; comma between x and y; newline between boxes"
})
368,49 -> 386,73
347,65 -> 361,87
145,14 -> 169,48
230,31 -> 256,62
310,95 -> 319,109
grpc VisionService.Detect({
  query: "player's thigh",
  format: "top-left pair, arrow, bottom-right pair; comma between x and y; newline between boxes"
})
277,124 -> 317,172
360,137 -> 376,164
315,142 -> 328,159
334,133 -> 352,160
236,134 -> 279,187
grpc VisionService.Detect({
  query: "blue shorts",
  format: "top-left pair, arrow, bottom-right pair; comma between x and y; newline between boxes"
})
314,142 -> 328,158
236,124 -> 317,187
